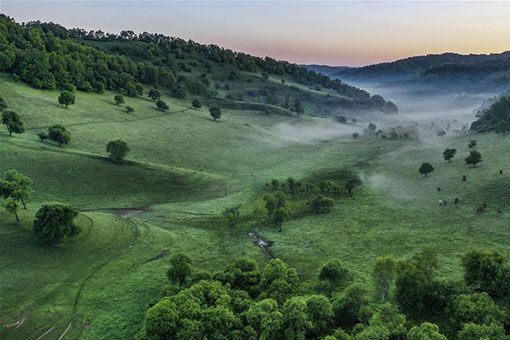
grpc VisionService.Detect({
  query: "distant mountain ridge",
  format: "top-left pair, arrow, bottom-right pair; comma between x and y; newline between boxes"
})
305,51 -> 510,93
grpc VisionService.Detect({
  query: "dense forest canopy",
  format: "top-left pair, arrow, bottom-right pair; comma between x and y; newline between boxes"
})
0,15 -> 398,114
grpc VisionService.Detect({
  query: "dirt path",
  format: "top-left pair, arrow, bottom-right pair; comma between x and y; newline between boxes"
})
248,232 -> 275,259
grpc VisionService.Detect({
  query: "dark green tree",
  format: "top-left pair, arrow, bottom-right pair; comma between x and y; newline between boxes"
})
408,322 -> 447,340
125,106 -> 135,113
1,110 -> 24,136
310,194 -> 334,213
192,99 -> 202,109
468,140 -> 477,149
3,198 -> 20,223
419,162 -> 434,177
33,203 -> 80,244
465,150 -> 482,167
106,139 -> 130,163
167,253 -> 193,287
48,124 -> 71,147
443,148 -> 457,163
148,88 -> 161,101
209,107 -> 222,121
58,91 -> 75,108
114,94 -> 125,105
0,169 -> 33,209
156,99 -> 169,111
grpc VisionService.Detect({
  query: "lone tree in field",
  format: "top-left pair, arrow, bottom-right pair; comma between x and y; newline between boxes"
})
125,106 -> 135,113
58,91 -> 75,108
38,132 -> 49,142
0,169 -> 33,209
1,110 -> 24,136
106,139 -> 130,163
468,140 -> 477,149
419,162 -> 434,177
209,107 -> 222,121
148,88 -> 161,101
3,198 -> 20,223
192,99 -> 202,109
33,203 -> 80,244
48,125 -> 71,147
465,150 -> 482,167
443,148 -> 457,163
114,94 -> 125,105
156,99 -> 169,111
368,123 -> 377,134
167,253 -> 193,287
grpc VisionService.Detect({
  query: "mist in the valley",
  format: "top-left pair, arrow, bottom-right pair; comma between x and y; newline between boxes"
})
274,81 -> 498,145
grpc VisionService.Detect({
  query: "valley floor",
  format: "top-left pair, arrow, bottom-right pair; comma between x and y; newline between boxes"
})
1,74 -> 509,339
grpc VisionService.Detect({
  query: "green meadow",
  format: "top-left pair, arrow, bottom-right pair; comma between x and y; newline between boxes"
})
1,73 -> 510,339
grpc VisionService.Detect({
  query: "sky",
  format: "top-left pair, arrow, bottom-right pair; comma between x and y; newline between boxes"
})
2,1 -> 510,66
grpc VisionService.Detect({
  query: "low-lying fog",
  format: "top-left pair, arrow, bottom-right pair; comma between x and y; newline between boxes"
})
274,82 -> 499,144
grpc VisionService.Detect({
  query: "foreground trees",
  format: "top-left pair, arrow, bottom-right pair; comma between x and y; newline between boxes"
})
33,203 -> 80,244
48,124 -> 71,147
1,110 -> 24,136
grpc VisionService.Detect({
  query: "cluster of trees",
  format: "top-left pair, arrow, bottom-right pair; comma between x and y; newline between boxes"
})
419,141 -> 483,176
38,124 -> 71,147
137,248 -> 510,340
0,170 -> 80,244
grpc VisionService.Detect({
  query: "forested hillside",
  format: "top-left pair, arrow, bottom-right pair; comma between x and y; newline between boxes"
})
306,52 -> 510,93
471,96 -> 510,133
0,15 -> 398,115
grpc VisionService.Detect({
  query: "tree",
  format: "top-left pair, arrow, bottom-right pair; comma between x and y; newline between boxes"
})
319,260 -> 349,294
345,179 -> 356,195
114,94 -> 125,105
457,323 -> 507,340
408,322 -> 447,340
468,140 -> 477,149
192,99 -> 202,109
294,98 -> 304,115
156,99 -> 169,111
272,207 -> 289,232
33,203 -> 80,244
461,250 -> 509,297
106,139 -> 130,163
281,297 -> 308,340
332,283 -> 371,328
1,110 -> 24,136
465,150 -> 482,167
305,295 -> 333,338
368,123 -> 377,134
38,131 -> 49,141
259,258 -> 299,303
0,169 -> 33,209
286,177 -> 297,198
222,204 -> 241,226
48,124 -> 71,147
209,107 -> 222,121
173,84 -> 188,99
352,132 -> 360,139
58,91 -> 75,108
148,88 -> 161,101
442,148 -> 457,163
310,194 -> 334,213
244,299 -> 282,340
167,253 -> 193,287
125,106 -> 135,113
419,162 -> 434,177
372,256 -> 396,303
448,292 -> 507,327
3,198 -> 20,223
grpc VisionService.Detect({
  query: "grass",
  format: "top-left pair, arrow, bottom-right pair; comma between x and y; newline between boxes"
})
1,72 -> 510,339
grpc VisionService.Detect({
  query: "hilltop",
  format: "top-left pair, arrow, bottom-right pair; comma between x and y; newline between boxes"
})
305,51 -> 510,93
0,16 -> 398,115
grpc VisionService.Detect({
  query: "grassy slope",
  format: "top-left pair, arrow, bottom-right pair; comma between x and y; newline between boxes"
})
1,73 -> 510,339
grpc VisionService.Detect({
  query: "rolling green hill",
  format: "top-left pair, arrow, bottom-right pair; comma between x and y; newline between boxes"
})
2,67 -> 510,339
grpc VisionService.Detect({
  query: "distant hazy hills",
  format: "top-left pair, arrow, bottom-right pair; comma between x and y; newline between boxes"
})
305,51 -> 510,93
